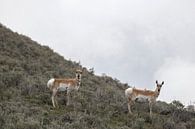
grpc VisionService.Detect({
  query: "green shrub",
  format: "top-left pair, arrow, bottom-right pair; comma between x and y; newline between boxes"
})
132,118 -> 145,129
163,121 -> 175,129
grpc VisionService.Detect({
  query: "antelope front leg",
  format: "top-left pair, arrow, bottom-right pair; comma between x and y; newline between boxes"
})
149,101 -> 153,116
66,90 -> 71,106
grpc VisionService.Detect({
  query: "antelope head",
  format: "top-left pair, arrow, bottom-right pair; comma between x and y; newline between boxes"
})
155,80 -> 164,95
76,69 -> 82,80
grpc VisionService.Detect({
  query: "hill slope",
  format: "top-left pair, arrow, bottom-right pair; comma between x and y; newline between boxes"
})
0,23 -> 194,129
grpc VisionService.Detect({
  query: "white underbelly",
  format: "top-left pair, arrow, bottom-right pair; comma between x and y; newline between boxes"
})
134,95 -> 149,102
57,83 -> 69,91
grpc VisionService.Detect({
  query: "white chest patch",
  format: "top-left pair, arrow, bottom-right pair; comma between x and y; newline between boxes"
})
57,83 -> 69,91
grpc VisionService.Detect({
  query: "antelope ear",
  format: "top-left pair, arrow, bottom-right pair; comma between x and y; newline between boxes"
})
162,81 -> 164,85
156,80 -> 158,84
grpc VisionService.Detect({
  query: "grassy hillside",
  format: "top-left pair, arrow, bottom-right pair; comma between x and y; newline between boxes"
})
0,23 -> 195,129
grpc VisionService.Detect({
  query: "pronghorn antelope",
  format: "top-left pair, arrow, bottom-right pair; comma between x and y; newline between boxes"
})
125,80 -> 164,116
47,69 -> 82,108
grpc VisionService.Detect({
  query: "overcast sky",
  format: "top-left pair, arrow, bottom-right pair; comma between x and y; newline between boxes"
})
1,0 -> 195,105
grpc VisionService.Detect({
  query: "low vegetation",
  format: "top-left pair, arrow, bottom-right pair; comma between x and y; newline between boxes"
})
0,23 -> 194,129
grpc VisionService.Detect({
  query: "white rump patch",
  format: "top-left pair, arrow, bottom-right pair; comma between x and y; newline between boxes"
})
47,78 -> 55,88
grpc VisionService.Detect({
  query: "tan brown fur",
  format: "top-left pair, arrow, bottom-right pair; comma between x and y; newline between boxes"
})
125,80 -> 164,116
132,88 -> 156,96
47,70 -> 82,108
53,79 -> 78,88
